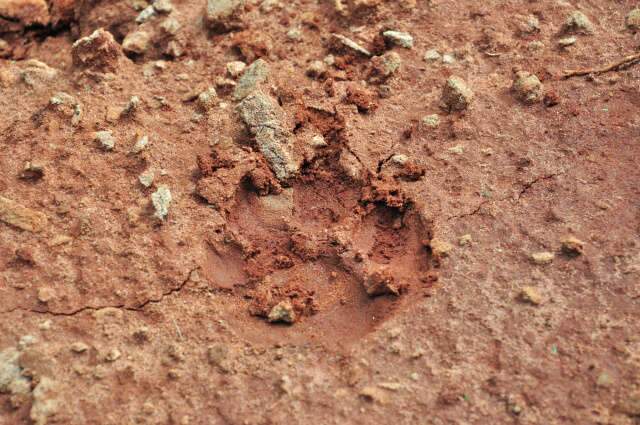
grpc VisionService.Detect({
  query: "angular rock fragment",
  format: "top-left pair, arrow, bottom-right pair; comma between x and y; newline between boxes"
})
382,30 -> 414,49
441,76 -> 474,112
0,195 -> 47,232
152,185 -> 172,220
238,91 -> 300,181
330,33 -> 372,57
268,300 -> 296,324
233,58 -> 270,100
95,130 -> 115,150
512,71 -> 543,104
205,0 -> 245,32
71,29 -> 124,73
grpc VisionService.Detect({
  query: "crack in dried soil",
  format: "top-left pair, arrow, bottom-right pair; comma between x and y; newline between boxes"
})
447,170 -> 566,221
0,267 -> 199,317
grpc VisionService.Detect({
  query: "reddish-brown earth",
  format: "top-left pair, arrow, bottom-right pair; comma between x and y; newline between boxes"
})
1,0 -> 640,424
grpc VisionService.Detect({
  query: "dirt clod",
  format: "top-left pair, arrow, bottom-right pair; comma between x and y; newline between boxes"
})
71,29 -> 124,73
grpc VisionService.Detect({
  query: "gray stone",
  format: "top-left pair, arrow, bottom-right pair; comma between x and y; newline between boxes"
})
233,58 -> 270,100
238,91 -> 300,181
152,185 -> 172,220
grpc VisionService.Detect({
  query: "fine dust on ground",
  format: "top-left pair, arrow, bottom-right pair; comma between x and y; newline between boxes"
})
1,0 -> 640,424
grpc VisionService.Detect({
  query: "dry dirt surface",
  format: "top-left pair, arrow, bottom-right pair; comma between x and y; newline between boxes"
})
1,0 -> 640,424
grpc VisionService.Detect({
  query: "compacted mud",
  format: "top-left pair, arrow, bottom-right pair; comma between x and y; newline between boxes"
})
1,0 -> 640,424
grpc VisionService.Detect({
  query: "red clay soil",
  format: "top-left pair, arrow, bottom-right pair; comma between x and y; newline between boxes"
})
1,0 -> 640,424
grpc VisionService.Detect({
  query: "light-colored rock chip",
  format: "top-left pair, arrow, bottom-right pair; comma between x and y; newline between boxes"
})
152,185 -> 172,220
331,33 -> 371,56
95,130 -> 115,150
268,300 -> 296,324
238,91 -> 300,181
382,30 -> 414,48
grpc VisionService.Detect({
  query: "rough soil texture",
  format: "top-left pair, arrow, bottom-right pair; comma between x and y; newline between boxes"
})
1,0 -> 640,424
